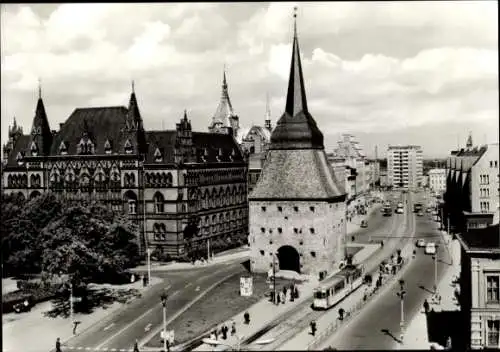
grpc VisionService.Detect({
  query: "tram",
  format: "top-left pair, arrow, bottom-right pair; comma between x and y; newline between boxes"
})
312,265 -> 364,310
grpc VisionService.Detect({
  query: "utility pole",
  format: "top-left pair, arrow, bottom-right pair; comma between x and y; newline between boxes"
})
433,253 -> 438,294
207,238 -> 210,262
397,279 -> 406,344
142,161 -> 147,274
161,292 -> 168,352
70,281 -> 74,330
147,247 -> 152,286
273,253 -> 277,305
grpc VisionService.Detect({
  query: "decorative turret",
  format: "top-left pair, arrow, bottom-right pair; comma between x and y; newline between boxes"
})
209,66 -> 238,136
466,132 -> 473,150
265,93 -> 272,131
123,81 -> 147,155
175,110 -> 194,164
269,9 -> 324,150
29,80 -> 53,156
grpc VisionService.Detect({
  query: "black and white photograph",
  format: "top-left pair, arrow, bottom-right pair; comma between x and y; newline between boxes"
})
1,2 -> 499,351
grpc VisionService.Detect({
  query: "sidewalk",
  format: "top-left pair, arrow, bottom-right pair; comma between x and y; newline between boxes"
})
399,234 -> 461,350
132,247 -> 250,272
2,276 -> 163,352
190,278 -> 321,351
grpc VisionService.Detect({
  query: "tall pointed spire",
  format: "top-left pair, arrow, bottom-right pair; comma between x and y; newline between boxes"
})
285,6 -> 308,117
30,81 -> 53,156
270,7 -> 324,150
38,78 -> 42,99
211,65 -> 235,130
265,93 -> 272,131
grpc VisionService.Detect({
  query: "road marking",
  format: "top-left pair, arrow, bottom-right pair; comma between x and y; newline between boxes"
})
195,286 -> 200,291
185,282 -> 192,288
145,323 -> 152,332
103,323 -> 115,331
139,266 -> 238,347
170,290 -> 179,297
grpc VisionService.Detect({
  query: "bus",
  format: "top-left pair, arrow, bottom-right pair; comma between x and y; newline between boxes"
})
383,206 -> 392,216
413,203 -> 423,213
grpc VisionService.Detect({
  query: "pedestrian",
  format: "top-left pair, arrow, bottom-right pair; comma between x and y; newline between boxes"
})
423,299 -> 430,313
55,338 -> 62,352
222,325 -> 228,340
142,275 -> 147,287
231,320 -> 236,335
310,320 -> 317,336
281,291 -> 286,304
133,339 -> 140,352
283,286 -> 287,298
214,328 -> 219,340
277,292 -> 281,304
270,290 -> 275,303
244,311 -> 250,324
73,321 -> 79,335
294,286 -> 299,299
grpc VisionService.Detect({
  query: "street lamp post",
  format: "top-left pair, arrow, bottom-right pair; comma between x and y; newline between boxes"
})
432,251 -> 438,294
69,281 -> 74,330
397,279 -> 406,343
272,252 -> 277,305
161,292 -> 168,352
147,247 -> 152,286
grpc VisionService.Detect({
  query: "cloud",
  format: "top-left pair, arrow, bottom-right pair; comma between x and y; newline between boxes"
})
1,2 -> 498,158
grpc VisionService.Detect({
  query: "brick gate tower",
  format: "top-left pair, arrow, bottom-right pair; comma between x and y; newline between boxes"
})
248,9 -> 347,278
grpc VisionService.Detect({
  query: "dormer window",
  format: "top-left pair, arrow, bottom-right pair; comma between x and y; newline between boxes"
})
86,140 -> 95,154
124,139 -> 133,154
154,148 -> 163,163
30,142 -> 38,156
59,141 -> 68,155
16,152 -> 24,165
104,140 -> 112,154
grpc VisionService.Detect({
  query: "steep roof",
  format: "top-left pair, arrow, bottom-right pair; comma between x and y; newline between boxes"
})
145,131 -> 177,164
29,96 -> 53,156
50,106 -> 128,155
192,132 -> 244,163
5,135 -> 30,167
249,149 -> 345,200
269,14 -> 324,150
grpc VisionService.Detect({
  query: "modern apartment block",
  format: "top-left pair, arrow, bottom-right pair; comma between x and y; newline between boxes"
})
428,168 -> 447,195
387,145 -> 423,190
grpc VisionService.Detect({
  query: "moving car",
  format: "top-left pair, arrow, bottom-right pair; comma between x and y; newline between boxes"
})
425,242 -> 436,255
416,239 -> 426,247
360,220 -> 368,228
418,211 -> 424,216
396,207 -> 404,214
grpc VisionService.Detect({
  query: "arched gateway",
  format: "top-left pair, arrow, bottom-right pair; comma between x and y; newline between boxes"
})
277,245 -> 300,273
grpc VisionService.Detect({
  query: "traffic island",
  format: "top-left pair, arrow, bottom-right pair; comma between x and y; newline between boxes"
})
143,273 -> 292,350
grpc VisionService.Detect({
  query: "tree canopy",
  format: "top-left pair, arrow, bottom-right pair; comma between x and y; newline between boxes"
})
1,192 -> 140,284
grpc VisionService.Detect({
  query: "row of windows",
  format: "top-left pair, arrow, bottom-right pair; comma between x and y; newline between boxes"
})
490,160 -> 498,168
57,138 -> 134,155
480,188 -> 491,198
260,227 -> 316,234
480,175 -> 490,185
198,186 -> 246,209
145,173 -> 173,187
261,205 -> 316,213
487,276 -> 499,304
7,174 -> 41,188
198,219 -> 245,236
480,201 -> 491,212
259,249 -> 317,258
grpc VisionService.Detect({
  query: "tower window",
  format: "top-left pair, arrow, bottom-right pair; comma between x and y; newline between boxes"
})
261,227 -> 265,233
311,251 -> 316,258
260,250 -> 265,256
261,206 -> 266,212
310,228 -> 315,234
310,206 -> 315,212
294,206 -> 299,212
278,228 -> 282,233
277,206 -> 283,212
294,228 -> 298,234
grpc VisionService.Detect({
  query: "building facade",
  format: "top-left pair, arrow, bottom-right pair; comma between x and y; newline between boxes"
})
444,135 -> 499,232
2,86 -> 249,260
387,145 -> 423,190
428,168 -> 446,195
457,224 -> 500,349
249,14 -> 346,279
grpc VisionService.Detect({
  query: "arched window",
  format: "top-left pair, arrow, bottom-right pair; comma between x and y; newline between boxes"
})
7,175 -> 12,187
154,192 -> 164,213
30,175 -> 36,188
166,173 -> 173,187
211,215 -> 217,233
124,191 -> 137,215
21,175 -> 27,187
130,173 -> 135,186
211,189 -> 217,208
145,173 -> 151,187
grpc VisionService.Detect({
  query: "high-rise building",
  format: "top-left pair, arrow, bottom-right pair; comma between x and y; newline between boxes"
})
249,11 -> 346,278
387,145 -> 423,190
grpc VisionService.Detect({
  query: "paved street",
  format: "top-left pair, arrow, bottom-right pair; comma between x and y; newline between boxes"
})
58,259 -> 248,352
319,201 -> 450,350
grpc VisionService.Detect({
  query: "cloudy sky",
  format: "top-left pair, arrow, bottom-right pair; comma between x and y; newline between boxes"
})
1,2 -> 498,158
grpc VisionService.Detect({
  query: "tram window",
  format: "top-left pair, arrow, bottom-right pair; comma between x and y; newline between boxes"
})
334,280 -> 345,293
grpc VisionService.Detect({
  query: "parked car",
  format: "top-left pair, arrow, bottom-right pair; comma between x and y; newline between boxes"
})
416,239 -> 426,247
418,211 -> 424,216
425,242 -> 436,255
361,220 -> 368,228
396,207 -> 404,214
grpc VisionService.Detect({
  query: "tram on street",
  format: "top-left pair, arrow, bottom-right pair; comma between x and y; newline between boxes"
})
312,265 -> 364,310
